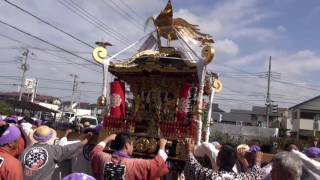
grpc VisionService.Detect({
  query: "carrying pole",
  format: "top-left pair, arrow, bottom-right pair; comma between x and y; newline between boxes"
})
205,87 -> 215,142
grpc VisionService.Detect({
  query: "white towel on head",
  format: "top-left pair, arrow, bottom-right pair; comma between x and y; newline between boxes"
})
20,122 -> 33,147
194,142 -> 219,170
20,122 -> 33,136
292,150 -> 320,180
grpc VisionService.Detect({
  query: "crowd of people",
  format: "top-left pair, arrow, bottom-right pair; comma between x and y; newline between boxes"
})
0,114 -> 319,180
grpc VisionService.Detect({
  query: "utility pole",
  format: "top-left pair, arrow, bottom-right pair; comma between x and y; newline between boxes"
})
31,79 -> 38,102
18,49 -> 29,101
70,74 -> 78,109
265,56 -> 272,128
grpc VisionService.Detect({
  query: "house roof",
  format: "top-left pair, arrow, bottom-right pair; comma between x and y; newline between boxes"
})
0,98 -> 58,113
211,103 -> 225,113
0,92 -> 60,102
289,95 -> 320,110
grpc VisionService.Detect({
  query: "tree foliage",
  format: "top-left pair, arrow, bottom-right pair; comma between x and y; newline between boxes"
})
0,100 -> 13,115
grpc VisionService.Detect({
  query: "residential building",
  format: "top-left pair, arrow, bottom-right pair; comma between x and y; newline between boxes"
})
288,96 -> 320,138
216,106 -> 288,128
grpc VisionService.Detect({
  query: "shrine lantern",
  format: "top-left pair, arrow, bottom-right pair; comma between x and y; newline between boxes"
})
110,80 -> 125,120
177,83 -> 196,125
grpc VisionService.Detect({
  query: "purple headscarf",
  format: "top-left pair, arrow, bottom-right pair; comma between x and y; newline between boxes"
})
0,124 -> 21,145
35,120 -> 43,127
304,147 -> 320,158
250,145 -> 261,153
62,173 -> 95,180
33,130 -> 53,143
4,116 -> 18,124
84,124 -> 103,135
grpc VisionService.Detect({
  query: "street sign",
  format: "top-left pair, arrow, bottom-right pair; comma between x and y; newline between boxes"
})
25,78 -> 35,89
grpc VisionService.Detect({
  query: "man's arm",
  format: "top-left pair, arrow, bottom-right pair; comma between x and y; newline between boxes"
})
58,129 -> 80,146
53,133 -> 92,162
89,134 -> 116,176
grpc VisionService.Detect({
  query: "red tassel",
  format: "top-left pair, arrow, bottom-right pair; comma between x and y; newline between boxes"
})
110,80 -> 126,120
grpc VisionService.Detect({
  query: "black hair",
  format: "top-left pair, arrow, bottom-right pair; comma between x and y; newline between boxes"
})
0,123 -> 9,137
218,144 -> 237,172
110,132 -> 131,151
261,144 -> 276,154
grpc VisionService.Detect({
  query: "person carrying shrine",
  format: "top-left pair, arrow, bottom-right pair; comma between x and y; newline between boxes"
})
90,132 -> 169,180
0,122 -> 23,180
19,125 -> 92,180
184,139 -> 263,180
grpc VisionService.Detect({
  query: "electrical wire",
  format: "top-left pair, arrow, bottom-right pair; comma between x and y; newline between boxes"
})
118,0 -> 145,20
58,0 -> 133,47
3,0 -> 95,49
0,28 -> 101,74
100,0 -> 144,31
0,19 -> 99,66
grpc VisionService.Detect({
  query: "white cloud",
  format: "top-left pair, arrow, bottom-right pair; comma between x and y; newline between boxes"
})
225,49 -> 277,67
214,39 -> 240,56
211,49 -> 320,111
231,28 -> 278,42
173,0 -> 279,43
277,25 -> 287,32
273,50 -> 320,77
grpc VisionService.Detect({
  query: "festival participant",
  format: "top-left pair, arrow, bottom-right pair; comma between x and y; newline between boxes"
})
90,132 -> 169,180
194,142 -> 220,170
304,147 -> 320,158
0,122 -> 23,180
291,149 -> 320,179
1,118 -> 27,158
4,115 -> 18,124
56,129 -> 94,176
284,143 -> 299,151
270,151 -> 303,180
19,125 -> 92,180
311,138 -> 319,148
184,139 -> 263,180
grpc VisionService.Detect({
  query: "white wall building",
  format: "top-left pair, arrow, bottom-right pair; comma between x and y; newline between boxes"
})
289,95 -> 320,138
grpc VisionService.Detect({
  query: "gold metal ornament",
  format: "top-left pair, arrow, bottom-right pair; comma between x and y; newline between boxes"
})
201,45 -> 215,65
97,95 -> 106,107
148,138 -> 158,153
92,46 -> 107,64
213,79 -> 222,93
135,137 -> 150,152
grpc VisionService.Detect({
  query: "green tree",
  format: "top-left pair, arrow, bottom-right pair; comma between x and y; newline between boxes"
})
0,101 -> 13,115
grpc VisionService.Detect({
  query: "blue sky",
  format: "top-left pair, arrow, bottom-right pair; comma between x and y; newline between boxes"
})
0,0 -> 319,111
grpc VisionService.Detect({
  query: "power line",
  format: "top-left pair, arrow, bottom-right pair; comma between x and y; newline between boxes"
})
0,46 -> 91,54
29,57 -> 94,66
99,0 -> 144,31
0,21 -> 99,66
0,82 -> 100,93
215,61 -> 319,96
118,0 -> 145,20
3,0 -> 95,49
0,32 -> 100,73
108,0 -> 145,30
58,0 -> 133,47
0,75 -> 102,85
